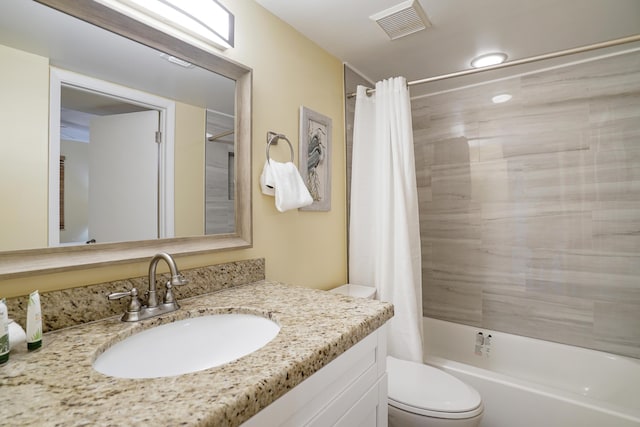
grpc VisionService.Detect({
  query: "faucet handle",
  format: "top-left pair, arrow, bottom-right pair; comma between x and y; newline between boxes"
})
163,282 -> 176,304
108,287 -> 142,313
163,274 -> 187,304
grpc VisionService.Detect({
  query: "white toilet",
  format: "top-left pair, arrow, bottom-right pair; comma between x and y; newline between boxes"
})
329,284 -> 483,427
387,356 -> 483,426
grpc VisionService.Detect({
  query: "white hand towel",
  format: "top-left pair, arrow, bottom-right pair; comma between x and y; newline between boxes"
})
260,160 -> 276,196
260,160 -> 313,212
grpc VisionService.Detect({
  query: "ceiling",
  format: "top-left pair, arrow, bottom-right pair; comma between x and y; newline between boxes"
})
255,0 -> 640,96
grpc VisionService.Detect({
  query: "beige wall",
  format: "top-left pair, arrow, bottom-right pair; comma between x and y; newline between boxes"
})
0,44 -> 49,252
2,0 -> 346,298
224,0 -> 347,288
413,50 -> 640,358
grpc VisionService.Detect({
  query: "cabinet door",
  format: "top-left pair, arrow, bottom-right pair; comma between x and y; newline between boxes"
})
333,374 -> 388,427
242,324 -> 388,427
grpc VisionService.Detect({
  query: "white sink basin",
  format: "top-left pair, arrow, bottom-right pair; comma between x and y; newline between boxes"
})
93,313 -> 280,379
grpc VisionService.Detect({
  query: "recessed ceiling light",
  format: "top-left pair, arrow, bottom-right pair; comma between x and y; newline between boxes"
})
492,93 -> 512,104
471,52 -> 508,68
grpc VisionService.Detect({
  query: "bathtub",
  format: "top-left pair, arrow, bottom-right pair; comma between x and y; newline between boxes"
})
422,317 -> 640,427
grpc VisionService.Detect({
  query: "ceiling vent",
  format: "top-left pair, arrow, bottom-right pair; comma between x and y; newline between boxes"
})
370,0 -> 432,40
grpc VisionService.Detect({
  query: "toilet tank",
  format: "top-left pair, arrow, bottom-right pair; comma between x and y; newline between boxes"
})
329,284 -> 376,299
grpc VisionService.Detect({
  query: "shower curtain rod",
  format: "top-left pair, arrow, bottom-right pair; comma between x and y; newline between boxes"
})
346,33 -> 640,98
207,129 -> 234,141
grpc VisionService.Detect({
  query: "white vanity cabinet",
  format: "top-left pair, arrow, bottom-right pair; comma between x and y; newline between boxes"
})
243,324 -> 388,427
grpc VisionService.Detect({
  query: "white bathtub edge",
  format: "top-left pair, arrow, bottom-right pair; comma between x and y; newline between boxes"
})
426,355 -> 640,424
422,317 -> 640,427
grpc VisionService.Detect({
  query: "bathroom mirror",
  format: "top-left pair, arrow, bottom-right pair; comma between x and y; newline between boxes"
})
0,0 -> 252,278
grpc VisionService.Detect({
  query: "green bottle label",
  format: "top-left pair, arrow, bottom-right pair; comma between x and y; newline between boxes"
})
27,339 -> 42,351
0,334 -> 9,364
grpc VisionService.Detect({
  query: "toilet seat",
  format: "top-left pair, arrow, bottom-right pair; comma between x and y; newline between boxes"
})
387,356 -> 483,419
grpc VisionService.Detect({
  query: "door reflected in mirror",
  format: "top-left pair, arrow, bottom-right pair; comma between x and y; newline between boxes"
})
59,85 -> 160,246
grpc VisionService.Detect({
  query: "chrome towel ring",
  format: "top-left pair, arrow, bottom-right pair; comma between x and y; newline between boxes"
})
266,131 -> 294,164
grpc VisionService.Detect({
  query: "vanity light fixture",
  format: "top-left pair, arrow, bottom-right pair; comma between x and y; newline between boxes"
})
491,93 -> 512,104
96,0 -> 234,51
471,52 -> 508,68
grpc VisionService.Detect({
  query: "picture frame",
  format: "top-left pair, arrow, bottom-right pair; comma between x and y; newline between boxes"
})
299,106 -> 332,211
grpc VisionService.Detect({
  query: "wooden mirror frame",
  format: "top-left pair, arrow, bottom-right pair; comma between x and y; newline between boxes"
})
0,0 -> 252,279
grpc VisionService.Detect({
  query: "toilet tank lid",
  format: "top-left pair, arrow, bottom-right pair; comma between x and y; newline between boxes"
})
329,284 -> 376,299
387,356 -> 482,414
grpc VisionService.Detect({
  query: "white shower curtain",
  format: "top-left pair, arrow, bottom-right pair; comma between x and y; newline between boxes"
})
349,77 -> 423,363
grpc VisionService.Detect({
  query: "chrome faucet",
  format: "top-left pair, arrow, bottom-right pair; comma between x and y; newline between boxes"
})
108,252 -> 189,322
147,252 -> 188,308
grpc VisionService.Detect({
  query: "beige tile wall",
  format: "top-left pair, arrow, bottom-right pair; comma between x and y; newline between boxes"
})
413,51 -> 640,358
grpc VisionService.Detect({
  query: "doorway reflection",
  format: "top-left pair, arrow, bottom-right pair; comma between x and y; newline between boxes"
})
59,85 -> 159,245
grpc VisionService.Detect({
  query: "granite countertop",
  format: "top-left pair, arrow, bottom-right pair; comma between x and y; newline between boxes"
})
0,281 -> 393,427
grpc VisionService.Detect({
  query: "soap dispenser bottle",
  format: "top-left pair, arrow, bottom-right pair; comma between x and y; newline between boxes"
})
26,291 -> 42,351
